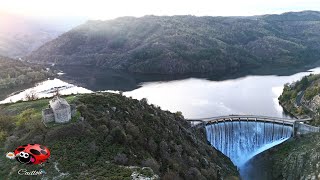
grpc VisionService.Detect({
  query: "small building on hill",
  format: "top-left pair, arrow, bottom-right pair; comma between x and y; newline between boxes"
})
42,96 -> 75,123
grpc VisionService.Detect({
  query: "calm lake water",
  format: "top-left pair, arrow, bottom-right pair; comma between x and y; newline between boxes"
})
123,67 -> 320,118
2,66 -> 320,119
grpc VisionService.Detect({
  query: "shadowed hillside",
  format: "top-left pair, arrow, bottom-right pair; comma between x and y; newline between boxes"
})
243,133 -> 320,180
0,56 -> 53,100
27,11 -> 320,75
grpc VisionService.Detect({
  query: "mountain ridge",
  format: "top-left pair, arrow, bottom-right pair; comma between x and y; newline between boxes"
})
27,11 -> 320,74
0,12 -> 86,58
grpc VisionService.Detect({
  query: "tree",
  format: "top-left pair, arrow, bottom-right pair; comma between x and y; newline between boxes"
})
300,76 -> 309,90
111,126 -> 127,144
141,98 -> 148,104
142,158 -> 160,173
25,90 -> 38,101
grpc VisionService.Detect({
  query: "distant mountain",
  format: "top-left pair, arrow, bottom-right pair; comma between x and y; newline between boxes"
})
27,11 -> 320,74
0,12 -> 86,58
262,10 -> 320,21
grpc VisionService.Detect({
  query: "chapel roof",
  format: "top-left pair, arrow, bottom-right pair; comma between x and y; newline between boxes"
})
49,96 -> 70,110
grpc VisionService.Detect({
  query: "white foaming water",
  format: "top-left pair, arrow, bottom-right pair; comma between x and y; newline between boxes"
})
245,137 -> 289,162
206,121 -> 292,167
0,78 -> 92,104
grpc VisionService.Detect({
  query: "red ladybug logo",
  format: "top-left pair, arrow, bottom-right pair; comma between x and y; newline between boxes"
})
13,144 -> 50,165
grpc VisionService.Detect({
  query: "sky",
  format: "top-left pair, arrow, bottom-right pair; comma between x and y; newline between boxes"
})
0,0 -> 320,20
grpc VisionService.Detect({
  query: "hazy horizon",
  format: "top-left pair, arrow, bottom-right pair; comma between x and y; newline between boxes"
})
1,0 -> 320,20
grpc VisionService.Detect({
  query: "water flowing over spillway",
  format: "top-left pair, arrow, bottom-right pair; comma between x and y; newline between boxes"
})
206,121 -> 292,167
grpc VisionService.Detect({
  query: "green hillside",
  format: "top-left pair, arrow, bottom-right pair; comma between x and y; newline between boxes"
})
0,56 -> 52,100
27,11 -> 320,75
0,93 -> 239,179
279,73 -> 320,125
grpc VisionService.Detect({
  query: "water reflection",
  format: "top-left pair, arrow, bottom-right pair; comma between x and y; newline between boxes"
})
124,67 -> 320,118
3,65 -> 320,119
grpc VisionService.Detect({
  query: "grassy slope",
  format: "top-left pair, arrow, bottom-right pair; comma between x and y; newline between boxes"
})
0,93 -> 239,179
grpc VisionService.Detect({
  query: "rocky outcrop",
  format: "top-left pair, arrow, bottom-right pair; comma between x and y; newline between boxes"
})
305,95 -> 320,112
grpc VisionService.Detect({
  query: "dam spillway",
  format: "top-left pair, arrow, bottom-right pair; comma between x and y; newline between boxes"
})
205,121 -> 293,167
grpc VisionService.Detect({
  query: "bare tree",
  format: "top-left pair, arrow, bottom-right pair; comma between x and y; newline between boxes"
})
25,90 -> 38,101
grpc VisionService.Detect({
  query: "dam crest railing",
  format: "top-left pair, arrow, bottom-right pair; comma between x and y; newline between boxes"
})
186,115 -> 318,136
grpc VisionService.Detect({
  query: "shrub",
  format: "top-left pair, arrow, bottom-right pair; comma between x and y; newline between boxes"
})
0,130 -> 7,142
162,171 -> 182,180
125,122 -> 140,138
111,126 -> 127,144
0,115 -> 15,131
15,108 -> 40,129
114,153 -> 128,165
142,158 -> 160,173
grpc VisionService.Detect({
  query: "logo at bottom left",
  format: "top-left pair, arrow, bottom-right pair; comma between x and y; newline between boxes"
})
6,143 -> 50,165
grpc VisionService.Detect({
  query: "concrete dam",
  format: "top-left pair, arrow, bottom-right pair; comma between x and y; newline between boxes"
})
187,115 -> 318,168
206,121 -> 292,167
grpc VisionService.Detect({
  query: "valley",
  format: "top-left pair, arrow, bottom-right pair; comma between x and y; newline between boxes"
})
1,7 -> 320,180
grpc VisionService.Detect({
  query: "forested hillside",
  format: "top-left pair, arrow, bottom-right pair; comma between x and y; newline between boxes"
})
27,11 -> 320,74
279,73 -> 320,125
0,56 -> 52,99
0,93 -> 239,179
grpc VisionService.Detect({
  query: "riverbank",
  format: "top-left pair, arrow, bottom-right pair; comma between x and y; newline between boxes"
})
0,56 -> 54,100
0,78 -> 92,104
279,74 -> 320,125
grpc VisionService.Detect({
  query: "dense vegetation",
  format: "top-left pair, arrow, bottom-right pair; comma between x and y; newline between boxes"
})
0,93 -> 239,179
28,11 -> 320,74
0,56 -> 52,98
279,74 -> 320,125
244,133 -> 320,180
